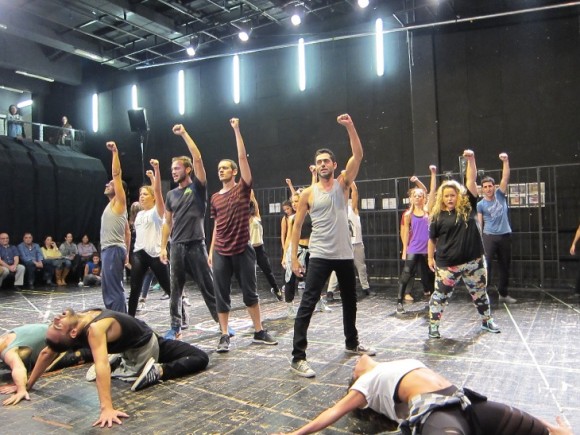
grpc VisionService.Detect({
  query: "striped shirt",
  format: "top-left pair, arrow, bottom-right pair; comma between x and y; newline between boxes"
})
210,179 -> 252,256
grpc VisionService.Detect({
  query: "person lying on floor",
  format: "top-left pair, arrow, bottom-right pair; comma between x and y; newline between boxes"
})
274,355 -> 573,435
15,308 -> 209,428
0,323 -> 92,405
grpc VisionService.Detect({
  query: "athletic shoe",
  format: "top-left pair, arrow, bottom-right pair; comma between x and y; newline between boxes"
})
396,303 -> 406,315
298,281 -> 305,290
182,297 -> 191,306
428,324 -> 440,339
481,319 -> 501,333
137,299 -> 146,312
291,360 -> 315,378
160,293 -> 170,300
345,344 -> 376,356
287,303 -> 297,319
271,287 -> 283,301
46,348 -> 93,372
326,291 -> 335,302
163,327 -> 182,340
131,358 -> 161,391
404,294 -> 414,302
498,295 -> 517,304
86,354 -> 122,381
216,334 -> 230,353
315,298 -> 332,313
252,330 -> 278,345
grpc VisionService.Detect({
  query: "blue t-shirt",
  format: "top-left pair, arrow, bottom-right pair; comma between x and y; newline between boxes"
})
477,189 -> 512,235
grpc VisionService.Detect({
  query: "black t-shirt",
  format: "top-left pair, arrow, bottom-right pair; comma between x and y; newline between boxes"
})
165,177 -> 207,243
78,309 -> 153,354
429,190 -> 484,267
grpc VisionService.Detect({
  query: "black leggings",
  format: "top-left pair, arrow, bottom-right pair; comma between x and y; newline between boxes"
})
421,400 -> 548,435
398,253 -> 434,302
128,250 -> 171,316
157,337 -> 209,380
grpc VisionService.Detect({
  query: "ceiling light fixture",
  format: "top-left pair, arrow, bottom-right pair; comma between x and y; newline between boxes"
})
238,30 -> 250,42
15,70 -> 54,82
74,48 -> 107,62
357,0 -> 370,8
0,23 -> 7,30
291,13 -> 302,26
0,85 -> 25,93
17,99 -> 33,108
186,36 -> 198,56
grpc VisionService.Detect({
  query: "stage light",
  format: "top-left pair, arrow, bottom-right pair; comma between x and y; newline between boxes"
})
291,13 -> 301,26
92,93 -> 99,133
15,70 -> 54,82
375,18 -> 384,77
178,70 -> 185,115
358,0 -> 369,8
131,84 -> 138,110
17,99 -> 33,108
298,38 -> 306,92
186,46 -> 196,56
239,31 -> 249,42
233,55 -> 240,104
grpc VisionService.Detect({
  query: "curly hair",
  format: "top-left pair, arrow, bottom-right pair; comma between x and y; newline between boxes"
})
430,180 -> 471,225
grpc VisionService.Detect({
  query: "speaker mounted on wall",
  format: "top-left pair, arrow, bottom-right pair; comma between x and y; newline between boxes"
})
127,108 -> 149,132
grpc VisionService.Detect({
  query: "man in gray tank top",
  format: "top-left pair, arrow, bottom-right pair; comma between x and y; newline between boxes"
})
289,114 -> 376,378
100,141 -> 130,313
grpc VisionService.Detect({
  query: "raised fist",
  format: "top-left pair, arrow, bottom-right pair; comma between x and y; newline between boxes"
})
463,149 -> 474,158
172,124 -> 184,135
106,141 -> 117,152
145,170 -> 154,180
336,114 -> 352,126
410,176 -> 418,183
230,118 -> 240,129
499,153 -> 509,161
149,159 -> 159,168
429,165 -> 437,173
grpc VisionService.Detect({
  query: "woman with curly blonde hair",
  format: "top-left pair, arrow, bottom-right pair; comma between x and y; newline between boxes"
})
427,150 -> 499,339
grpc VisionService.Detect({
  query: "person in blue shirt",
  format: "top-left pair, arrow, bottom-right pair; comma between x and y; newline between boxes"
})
0,233 -> 25,289
476,153 -> 516,304
17,233 -> 45,289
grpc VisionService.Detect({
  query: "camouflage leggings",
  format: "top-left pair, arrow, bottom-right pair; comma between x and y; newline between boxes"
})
429,257 -> 491,325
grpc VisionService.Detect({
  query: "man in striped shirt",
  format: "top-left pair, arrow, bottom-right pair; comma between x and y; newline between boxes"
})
209,118 -> 277,353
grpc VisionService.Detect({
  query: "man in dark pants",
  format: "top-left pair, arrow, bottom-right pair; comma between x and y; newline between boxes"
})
477,152 -> 517,304
160,124 -> 219,340
289,114 -> 375,378
23,308 -> 208,428
100,141 -> 131,313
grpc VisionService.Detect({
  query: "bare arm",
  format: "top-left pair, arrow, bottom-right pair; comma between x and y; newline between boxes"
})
337,114 -> 363,189
463,149 -> 478,197
410,175 -> 428,193
160,211 -> 173,265
285,178 -> 296,196
291,190 -> 310,277
149,159 -> 165,219
401,212 -> 411,260
350,181 -> 359,215
1,349 -> 29,406
208,223 -> 217,268
571,224 -> 580,255
106,142 -> 127,215
230,118 -> 252,185
477,212 -> 484,233
281,217 -> 288,250
173,124 -> 206,184
250,190 -> 261,220
498,153 -> 510,193
279,390 -> 367,435
87,321 -> 129,427
26,346 -> 58,391
124,221 -> 131,264
427,165 -> 437,213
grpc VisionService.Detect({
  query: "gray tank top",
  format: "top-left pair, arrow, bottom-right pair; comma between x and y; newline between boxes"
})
100,202 -> 128,250
308,181 -> 353,259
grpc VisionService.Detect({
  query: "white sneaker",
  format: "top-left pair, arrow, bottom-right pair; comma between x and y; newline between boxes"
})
182,297 -> 191,307
315,298 -> 332,313
86,354 -> 122,381
287,303 -> 297,319
498,295 -> 517,304
137,299 -> 146,312
291,360 -> 315,378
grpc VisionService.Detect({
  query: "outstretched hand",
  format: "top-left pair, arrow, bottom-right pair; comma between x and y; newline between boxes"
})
336,113 -> 353,126
106,141 -> 117,152
2,390 -> 29,406
539,416 -> 574,435
93,408 -> 129,428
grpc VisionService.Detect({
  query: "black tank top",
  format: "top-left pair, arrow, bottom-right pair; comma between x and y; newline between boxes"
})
78,309 -> 154,354
300,213 -> 312,239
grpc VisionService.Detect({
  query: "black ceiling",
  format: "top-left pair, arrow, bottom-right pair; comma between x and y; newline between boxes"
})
0,0 -> 578,87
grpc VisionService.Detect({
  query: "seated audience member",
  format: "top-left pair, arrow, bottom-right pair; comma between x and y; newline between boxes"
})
275,355 -> 571,435
83,253 -> 102,287
59,233 -> 79,285
77,234 -> 98,281
40,236 -> 63,286
0,324 -> 92,406
22,308 -> 209,428
17,233 -> 44,289
0,233 -> 25,289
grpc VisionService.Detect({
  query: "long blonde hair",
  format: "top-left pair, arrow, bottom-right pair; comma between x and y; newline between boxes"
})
430,180 -> 471,224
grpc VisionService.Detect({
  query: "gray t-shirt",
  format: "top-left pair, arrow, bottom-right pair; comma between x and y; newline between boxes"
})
308,181 -> 353,260
165,177 -> 207,243
100,202 -> 128,250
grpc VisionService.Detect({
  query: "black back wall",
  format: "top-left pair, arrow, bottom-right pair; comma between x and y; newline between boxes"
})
41,12 -> 579,206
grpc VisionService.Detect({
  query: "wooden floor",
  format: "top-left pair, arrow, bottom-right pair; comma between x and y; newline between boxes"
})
0,278 -> 579,434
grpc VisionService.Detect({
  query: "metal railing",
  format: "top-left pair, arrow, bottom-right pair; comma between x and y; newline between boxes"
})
2,119 -> 85,147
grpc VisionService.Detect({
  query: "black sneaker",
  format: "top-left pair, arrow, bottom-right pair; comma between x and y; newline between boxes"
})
326,291 -> 335,302
252,330 -> 278,345
271,287 -> 283,301
181,308 -> 189,329
396,303 -> 406,315
131,357 -> 161,391
345,344 -> 376,356
428,324 -> 441,339
216,334 -> 230,353
481,319 -> 501,333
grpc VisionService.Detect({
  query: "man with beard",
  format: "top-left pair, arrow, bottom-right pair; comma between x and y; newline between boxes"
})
100,142 -> 130,313
289,114 -> 375,378
160,124 -> 219,340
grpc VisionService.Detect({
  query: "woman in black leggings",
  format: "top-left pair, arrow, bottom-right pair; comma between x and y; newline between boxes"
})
274,355 -> 570,435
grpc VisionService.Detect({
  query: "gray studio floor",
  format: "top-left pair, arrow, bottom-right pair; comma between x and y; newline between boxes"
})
0,277 -> 579,434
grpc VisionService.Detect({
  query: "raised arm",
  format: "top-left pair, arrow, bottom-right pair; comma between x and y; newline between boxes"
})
230,118 -> 252,185
410,175 -> 428,193
285,178 -> 296,196
173,124 -> 206,184
106,141 -> 127,214
148,159 -> 165,219
427,165 -> 437,213
498,153 -> 510,193
463,149 -> 478,197
337,114 -> 363,188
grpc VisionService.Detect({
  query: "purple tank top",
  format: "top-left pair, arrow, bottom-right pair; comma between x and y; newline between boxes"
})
407,213 -> 429,254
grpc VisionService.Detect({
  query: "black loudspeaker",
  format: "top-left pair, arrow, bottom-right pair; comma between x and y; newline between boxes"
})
128,109 -> 149,132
